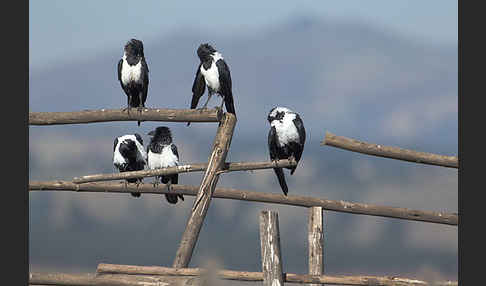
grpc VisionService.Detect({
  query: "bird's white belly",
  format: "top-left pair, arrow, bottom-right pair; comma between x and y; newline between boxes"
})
201,62 -> 220,91
121,59 -> 142,85
148,148 -> 178,170
273,119 -> 299,146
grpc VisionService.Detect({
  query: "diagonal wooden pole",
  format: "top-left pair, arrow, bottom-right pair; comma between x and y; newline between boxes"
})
172,113 -> 237,268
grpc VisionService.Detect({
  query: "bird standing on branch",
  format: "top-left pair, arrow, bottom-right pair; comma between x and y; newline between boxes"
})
147,126 -> 184,204
113,134 -> 148,197
117,38 -> 149,126
267,107 -> 306,195
188,43 -> 235,126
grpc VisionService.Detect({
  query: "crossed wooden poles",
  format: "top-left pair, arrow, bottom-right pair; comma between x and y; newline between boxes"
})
29,108 -> 458,286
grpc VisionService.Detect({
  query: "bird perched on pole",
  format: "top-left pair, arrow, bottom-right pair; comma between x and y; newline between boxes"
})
113,134 -> 148,198
147,126 -> 184,204
267,107 -> 306,195
117,38 -> 149,126
188,43 -> 235,126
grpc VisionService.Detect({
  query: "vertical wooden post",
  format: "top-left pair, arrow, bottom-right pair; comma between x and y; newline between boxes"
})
172,113 -> 237,268
259,210 -> 284,286
308,206 -> 324,286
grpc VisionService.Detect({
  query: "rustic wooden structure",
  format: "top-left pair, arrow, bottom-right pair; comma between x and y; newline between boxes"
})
29,108 -> 458,286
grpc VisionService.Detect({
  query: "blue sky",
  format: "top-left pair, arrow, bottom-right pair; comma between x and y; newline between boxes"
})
30,0 -> 457,70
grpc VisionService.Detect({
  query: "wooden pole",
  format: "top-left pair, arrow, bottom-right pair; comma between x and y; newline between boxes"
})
29,181 -> 459,226
172,113 -> 237,268
29,272 -> 201,286
308,206 -> 324,286
321,131 -> 458,168
29,107 -> 222,125
72,159 -> 296,184
260,210 -> 285,286
97,263 -> 458,286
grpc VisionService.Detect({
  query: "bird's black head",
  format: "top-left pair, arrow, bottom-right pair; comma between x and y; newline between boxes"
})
124,38 -> 144,58
197,43 -> 217,62
267,107 -> 288,123
119,139 -> 138,161
148,126 -> 172,144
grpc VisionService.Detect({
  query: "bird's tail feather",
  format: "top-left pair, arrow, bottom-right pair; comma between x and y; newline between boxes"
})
165,194 -> 180,204
224,94 -> 236,115
290,166 -> 297,175
137,120 -> 141,126
273,167 -> 288,195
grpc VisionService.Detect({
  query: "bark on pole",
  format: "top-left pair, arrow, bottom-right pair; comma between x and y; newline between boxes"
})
172,113 -> 237,268
321,131 -> 458,168
259,210 -> 285,286
29,180 -> 459,226
308,207 -> 324,286
29,107 -> 222,125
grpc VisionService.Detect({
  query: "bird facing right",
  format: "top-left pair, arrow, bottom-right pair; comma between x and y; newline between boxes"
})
267,107 -> 306,195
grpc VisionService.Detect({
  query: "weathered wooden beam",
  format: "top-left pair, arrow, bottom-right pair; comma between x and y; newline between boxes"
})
308,206 -> 324,286
260,210 -> 285,286
97,264 -> 458,286
72,159 -> 296,184
172,113 -> 237,268
29,181 -> 458,226
29,272 -> 202,286
321,132 -> 458,168
29,108 -> 222,125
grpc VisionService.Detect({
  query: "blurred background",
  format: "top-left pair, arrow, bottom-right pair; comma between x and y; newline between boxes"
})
29,0 -> 458,283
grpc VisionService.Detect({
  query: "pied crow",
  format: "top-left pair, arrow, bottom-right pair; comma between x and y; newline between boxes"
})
188,43 -> 235,126
147,126 -> 184,204
267,107 -> 306,195
113,134 -> 148,197
117,38 -> 149,126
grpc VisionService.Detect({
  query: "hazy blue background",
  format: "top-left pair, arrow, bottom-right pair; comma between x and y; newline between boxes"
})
29,1 -> 458,284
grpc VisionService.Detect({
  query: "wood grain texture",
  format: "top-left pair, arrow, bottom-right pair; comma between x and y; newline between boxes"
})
72,159 -> 296,184
308,207 -> 324,286
172,113 -> 237,268
29,180 -> 458,225
29,108 -> 222,125
322,132 -> 458,168
259,210 -> 284,286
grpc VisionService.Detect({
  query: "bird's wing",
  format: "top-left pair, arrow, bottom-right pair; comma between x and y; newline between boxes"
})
141,58 -> 149,105
216,59 -> 236,114
292,114 -> 306,146
268,126 -> 279,160
117,59 -> 123,83
170,144 -> 179,161
113,138 -> 119,153
134,133 -> 143,146
190,63 -> 206,109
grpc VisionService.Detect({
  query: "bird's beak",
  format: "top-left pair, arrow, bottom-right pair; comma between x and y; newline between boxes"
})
147,131 -> 155,136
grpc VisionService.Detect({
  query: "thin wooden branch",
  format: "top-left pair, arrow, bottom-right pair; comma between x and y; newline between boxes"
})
72,159 -> 296,184
29,180 -> 458,226
97,264 -> 458,286
321,132 -> 458,168
260,210 -> 285,286
29,107 -> 222,125
29,272 -> 201,286
172,113 -> 237,268
308,207 -> 324,286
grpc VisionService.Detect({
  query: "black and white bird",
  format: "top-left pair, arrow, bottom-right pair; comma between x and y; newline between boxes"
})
117,38 -> 149,126
188,43 -> 235,126
113,134 -> 148,198
147,126 -> 184,204
267,107 -> 306,195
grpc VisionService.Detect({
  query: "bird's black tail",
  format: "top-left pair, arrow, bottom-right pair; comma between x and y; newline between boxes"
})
131,192 -> 141,198
137,120 -> 141,126
165,194 -> 180,204
290,166 -> 297,175
224,93 -> 236,116
273,167 -> 288,195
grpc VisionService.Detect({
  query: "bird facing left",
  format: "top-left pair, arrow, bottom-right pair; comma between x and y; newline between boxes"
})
113,134 -> 148,197
117,38 -> 150,126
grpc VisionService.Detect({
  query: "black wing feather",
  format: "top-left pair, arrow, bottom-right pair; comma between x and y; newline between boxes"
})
190,64 -> 206,109
170,144 -> 179,160
113,138 -> 119,153
215,59 -> 235,115
268,126 -> 288,195
141,58 -> 149,106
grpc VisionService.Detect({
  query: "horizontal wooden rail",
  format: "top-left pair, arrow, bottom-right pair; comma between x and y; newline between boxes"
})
73,159 -> 297,184
321,132 -> 458,168
97,263 -> 458,286
29,181 -> 458,225
29,272 -> 200,286
29,107 -> 222,125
